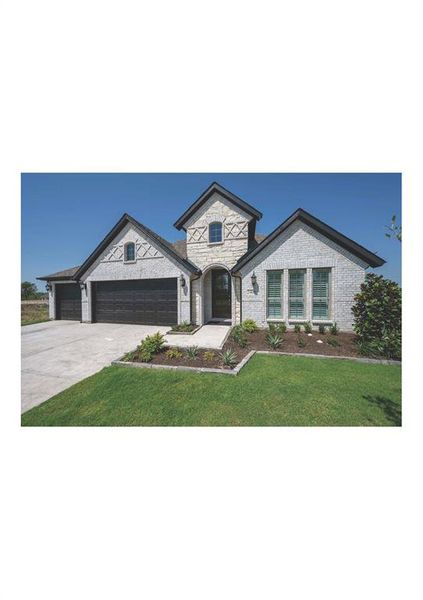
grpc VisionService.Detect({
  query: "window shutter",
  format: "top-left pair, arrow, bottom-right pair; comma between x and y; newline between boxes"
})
267,271 -> 282,318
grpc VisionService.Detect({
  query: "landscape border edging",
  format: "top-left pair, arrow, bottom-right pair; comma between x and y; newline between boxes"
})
112,347 -> 400,377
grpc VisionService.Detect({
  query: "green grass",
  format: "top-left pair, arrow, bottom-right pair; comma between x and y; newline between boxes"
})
21,303 -> 49,326
21,355 -> 401,427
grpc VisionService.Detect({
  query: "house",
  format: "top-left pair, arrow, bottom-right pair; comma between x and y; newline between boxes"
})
38,182 -> 385,331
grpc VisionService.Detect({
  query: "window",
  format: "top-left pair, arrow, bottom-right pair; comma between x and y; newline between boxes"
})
289,270 -> 305,319
209,222 -> 223,243
267,271 -> 282,319
312,268 -> 330,319
124,242 -> 136,262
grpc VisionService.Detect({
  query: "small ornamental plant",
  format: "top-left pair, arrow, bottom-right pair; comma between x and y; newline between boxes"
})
318,324 -> 326,335
220,349 -> 238,368
203,351 -> 216,362
230,325 -> 248,348
329,322 -> 339,335
294,324 -> 302,333
141,332 -> 166,354
304,321 -> 312,334
327,337 -> 340,347
185,345 -> 199,360
269,322 -> 286,335
171,321 -> 196,333
138,349 -> 153,363
166,348 -> 183,359
241,319 -> 258,333
266,333 -> 283,349
297,335 -> 306,348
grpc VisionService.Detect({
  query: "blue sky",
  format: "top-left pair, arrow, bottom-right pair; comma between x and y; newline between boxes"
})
21,173 -> 401,289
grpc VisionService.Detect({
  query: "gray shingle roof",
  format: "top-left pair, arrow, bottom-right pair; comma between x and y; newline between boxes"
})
37,266 -> 80,281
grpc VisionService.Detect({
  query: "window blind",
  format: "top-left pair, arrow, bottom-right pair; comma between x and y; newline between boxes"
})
267,271 -> 282,318
289,270 -> 305,318
312,269 -> 330,319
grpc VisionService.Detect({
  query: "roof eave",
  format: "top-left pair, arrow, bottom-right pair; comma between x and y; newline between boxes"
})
231,208 -> 386,273
174,182 -> 263,231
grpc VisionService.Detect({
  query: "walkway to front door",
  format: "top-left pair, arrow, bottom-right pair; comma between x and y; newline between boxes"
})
211,268 -> 232,320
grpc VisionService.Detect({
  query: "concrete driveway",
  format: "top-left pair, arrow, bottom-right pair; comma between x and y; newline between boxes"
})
21,321 -> 169,413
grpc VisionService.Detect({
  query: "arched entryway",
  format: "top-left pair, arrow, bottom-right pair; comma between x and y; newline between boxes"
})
202,265 -> 232,324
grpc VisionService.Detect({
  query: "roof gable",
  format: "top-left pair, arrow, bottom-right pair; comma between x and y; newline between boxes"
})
231,208 -> 385,272
174,182 -> 263,231
74,214 -> 200,280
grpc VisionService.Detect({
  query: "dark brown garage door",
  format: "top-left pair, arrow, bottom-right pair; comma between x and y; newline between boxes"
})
93,279 -> 177,325
55,283 -> 82,321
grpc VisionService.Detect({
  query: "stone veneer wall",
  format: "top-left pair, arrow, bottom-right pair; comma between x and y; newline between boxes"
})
239,221 -> 368,331
185,192 -> 252,270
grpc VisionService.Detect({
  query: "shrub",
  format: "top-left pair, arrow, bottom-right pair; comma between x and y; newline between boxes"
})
352,273 -> 401,341
329,322 -> 339,335
185,345 -> 199,359
220,349 -> 238,368
203,351 -> 215,362
269,322 -> 286,335
327,337 -> 340,347
123,350 -> 136,362
266,333 -> 283,349
242,319 -> 258,333
304,321 -> 312,334
297,335 -> 306,348
171,321 -> 196,332
230,325 -> 248,348
141,332 -> 166,354
138,349 -> 153,363
166,348 -> 183,359
318,324 -> 326,335
356,331 -> 401,360
294,324 -> 302,333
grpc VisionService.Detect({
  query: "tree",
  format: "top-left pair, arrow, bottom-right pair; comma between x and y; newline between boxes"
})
351,273 -> 401,359
21,281 -> 38,300
385,214 -> 401,242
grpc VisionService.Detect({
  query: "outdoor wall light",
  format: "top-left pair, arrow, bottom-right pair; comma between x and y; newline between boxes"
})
180,274 -> 186,288
79,282 -> 87,291
45,283 -> 52,292
251,272 -> 257,286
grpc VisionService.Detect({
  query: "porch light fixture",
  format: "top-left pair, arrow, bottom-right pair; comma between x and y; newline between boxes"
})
79,282 -> 87,291
251,272 -> 257,286
45,283 -> 52,292
180,274 -> 186,288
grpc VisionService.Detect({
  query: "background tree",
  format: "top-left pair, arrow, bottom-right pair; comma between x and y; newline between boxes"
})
385,214 -> 401,241
21,281 -> 38,300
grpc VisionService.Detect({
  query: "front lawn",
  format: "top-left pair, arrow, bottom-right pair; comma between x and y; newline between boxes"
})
21,355 -> 401,427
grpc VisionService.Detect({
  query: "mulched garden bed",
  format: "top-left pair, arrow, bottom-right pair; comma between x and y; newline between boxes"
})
123,330 -> 367,370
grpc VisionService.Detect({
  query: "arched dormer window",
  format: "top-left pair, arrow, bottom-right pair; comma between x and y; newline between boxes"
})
124,242 -> 136,262
209,222 -> 223,244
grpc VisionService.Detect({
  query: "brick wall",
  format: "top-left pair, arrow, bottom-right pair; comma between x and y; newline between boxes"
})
239,221 -> 368,331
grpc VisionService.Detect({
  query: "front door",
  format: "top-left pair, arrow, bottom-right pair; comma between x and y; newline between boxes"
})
211,269 -> 232,320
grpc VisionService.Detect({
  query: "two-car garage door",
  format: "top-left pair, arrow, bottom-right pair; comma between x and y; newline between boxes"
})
92,278 -> 178,325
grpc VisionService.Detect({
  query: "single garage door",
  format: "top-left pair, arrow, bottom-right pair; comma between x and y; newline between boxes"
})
55,283 -> 82,321
93,279 -> 178,325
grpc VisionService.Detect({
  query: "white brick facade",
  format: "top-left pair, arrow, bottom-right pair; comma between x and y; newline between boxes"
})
81,223 -> 192,324
43,185 -> 379,330
239,221 -> 367,331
